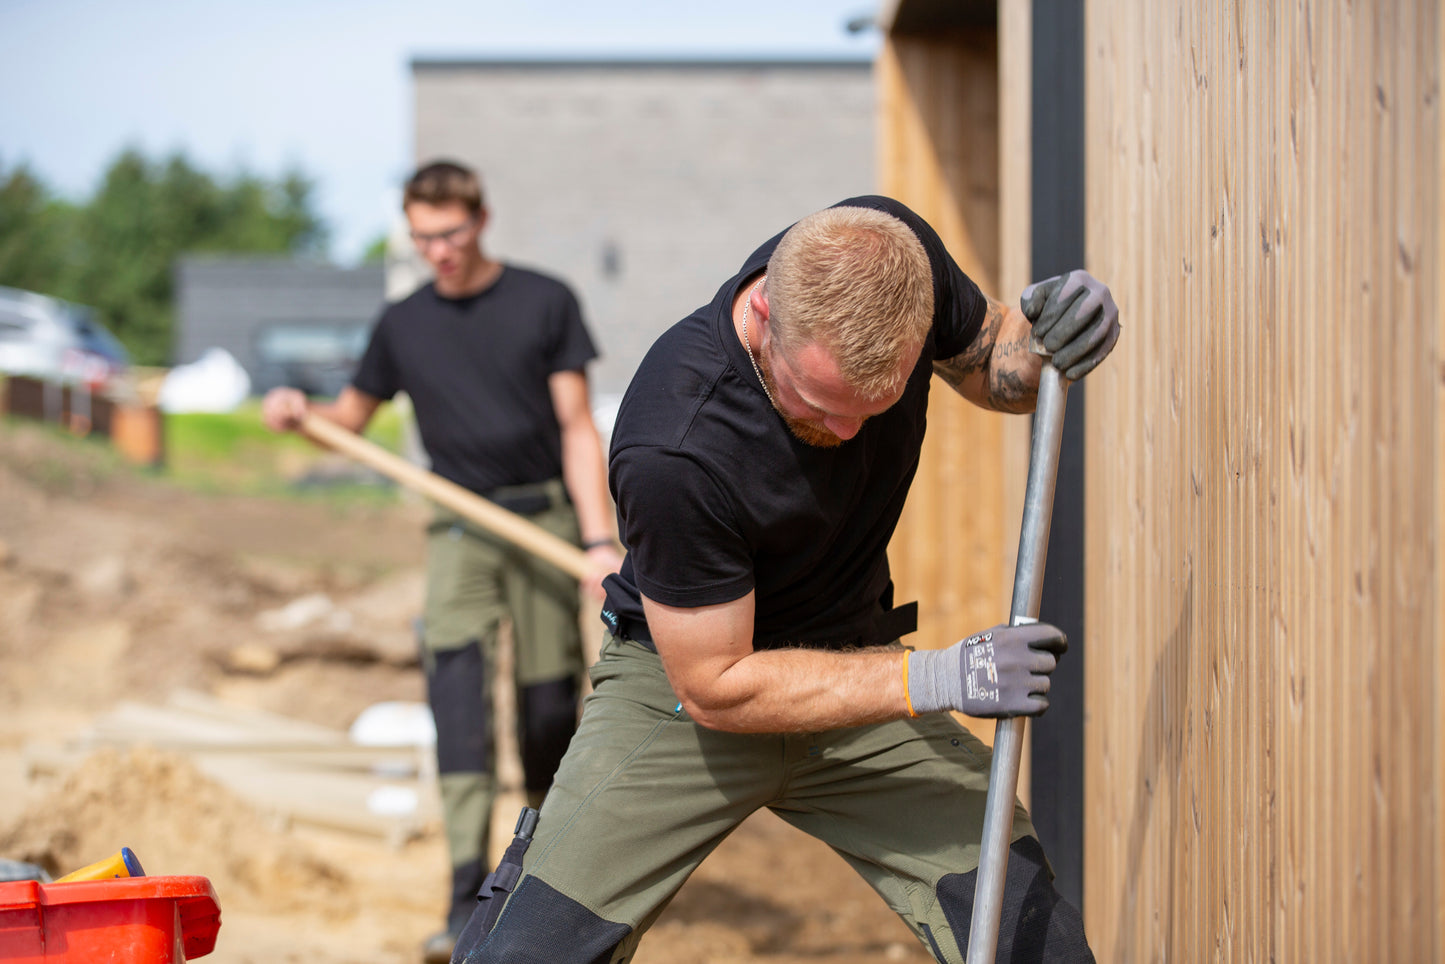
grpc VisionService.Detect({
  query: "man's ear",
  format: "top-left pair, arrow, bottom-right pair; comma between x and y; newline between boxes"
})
752,280 -> 770,322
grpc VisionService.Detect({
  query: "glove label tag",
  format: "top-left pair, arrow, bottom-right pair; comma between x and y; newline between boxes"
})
963,632 -> 1001,705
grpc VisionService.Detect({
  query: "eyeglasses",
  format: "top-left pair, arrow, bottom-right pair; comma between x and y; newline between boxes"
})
409,219 -> 476,248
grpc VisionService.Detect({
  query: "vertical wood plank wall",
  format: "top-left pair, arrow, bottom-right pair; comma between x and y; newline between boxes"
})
878,27 -> 1030,681
1082,2 -> 1442,960
1438,7 -> 1445,961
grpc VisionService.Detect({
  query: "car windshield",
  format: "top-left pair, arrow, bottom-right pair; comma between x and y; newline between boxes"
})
69,308 -> 130,364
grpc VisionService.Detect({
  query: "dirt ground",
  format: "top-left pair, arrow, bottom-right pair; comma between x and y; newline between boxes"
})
0,418 -> 934,964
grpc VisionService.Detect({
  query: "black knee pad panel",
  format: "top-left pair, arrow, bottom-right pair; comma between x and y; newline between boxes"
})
427,641 -> 491,775
457,875 -> 631,964
448,857 -> 486,934
518,676 -> 579,791
936,836 -> 1095,962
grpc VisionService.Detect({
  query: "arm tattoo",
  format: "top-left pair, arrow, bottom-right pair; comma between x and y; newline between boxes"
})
932,299 -> 1005,392
983,332 -> 1037,412
933,298 -> 1038,412
993,337 -> 1025,360
988,366 -> 1034,412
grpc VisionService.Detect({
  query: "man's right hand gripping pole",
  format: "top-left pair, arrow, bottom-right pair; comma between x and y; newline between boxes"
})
905,623 -> 1067,718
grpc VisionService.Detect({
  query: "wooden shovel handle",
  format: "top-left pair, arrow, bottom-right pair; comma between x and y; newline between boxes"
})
300,413 -> 594,582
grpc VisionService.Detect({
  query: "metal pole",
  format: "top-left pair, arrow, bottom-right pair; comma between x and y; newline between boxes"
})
965,354 -> 1070,963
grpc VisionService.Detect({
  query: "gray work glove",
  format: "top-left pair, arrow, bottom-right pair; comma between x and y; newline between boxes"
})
1021,269 -> 1120,381
907,622 -> 1067,718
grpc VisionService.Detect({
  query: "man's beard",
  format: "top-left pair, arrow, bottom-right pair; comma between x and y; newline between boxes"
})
757,349 -> 849,449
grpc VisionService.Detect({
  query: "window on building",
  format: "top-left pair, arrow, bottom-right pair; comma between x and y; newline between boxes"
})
254,322 -> 370,397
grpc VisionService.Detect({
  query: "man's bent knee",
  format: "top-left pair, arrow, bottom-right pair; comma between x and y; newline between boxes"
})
454,876 -> 631,964
935,836 -> 1095,963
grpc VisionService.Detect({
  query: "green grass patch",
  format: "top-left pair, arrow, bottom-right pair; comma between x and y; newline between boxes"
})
162,399 -> 411,502
1,389 -> 416,505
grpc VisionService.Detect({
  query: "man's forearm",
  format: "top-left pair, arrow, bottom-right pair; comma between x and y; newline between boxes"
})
666,645 -> 910,734
932,297 -> 1041,413
983,312 -> 1043,414
560,423 -> 615,544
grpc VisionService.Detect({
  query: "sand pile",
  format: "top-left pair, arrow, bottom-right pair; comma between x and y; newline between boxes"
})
0,745 -> 352,919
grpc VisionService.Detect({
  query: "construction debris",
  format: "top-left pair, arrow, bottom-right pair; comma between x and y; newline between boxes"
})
25,689 -> 439,847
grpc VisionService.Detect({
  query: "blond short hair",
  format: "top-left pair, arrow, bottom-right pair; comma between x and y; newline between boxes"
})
765,206 -> 934,399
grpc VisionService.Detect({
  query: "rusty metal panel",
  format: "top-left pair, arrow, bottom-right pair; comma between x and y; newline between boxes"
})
2,376 -> 164,466
3,376 -> 116,438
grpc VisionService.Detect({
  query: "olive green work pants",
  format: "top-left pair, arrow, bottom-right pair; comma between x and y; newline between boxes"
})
422,481 -> 584,932
489,633 -> 1044,962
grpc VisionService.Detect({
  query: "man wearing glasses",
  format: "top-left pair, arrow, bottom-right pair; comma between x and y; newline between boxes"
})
262,160 -> 621,963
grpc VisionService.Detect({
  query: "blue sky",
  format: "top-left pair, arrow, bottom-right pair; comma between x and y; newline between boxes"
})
0,0 -> 881,263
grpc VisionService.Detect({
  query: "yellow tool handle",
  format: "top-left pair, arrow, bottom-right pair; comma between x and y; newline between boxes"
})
55,847 -> 146,883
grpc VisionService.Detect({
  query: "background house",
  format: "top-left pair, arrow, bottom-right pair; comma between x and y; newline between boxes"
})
403,56 -> 876,399
173,258 -> 384,398
174,58 -> 875,410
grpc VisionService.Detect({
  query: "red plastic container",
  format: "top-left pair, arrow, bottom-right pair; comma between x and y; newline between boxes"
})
0,875 -> 220,962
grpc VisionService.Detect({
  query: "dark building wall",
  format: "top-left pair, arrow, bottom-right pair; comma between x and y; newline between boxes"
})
174,258 -> 384,395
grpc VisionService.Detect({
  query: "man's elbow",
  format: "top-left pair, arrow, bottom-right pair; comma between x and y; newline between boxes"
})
673,686 -> 750,733
675,692 -> 728,731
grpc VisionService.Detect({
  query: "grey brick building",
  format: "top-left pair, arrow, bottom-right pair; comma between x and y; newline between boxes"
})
407,57 -> 876,398
173,258 -> 384,397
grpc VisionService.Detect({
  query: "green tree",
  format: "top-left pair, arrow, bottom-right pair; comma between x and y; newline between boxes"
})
68,150 -> 174,364
0,149 -> 328,366
361,232 -> 390,263
0,160 -> 78,296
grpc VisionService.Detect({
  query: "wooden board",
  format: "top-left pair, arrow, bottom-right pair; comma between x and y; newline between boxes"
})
878,27 -> 1030,667
35,690 -> 440,846
1081,2 -> 1443,959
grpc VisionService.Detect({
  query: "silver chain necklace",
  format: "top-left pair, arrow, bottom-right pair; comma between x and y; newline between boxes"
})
739,278 -> 776,408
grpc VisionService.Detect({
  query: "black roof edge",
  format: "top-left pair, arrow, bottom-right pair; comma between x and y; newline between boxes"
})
881,0 -> 996,34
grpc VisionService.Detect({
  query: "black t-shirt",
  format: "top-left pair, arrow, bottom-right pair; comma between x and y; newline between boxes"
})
351,267 -> 597,495
600,196 -> 986,651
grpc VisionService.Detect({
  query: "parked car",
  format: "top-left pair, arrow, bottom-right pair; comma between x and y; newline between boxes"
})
0,286 -> 130,390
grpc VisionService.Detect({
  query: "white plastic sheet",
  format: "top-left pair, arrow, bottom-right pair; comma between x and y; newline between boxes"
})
157,347 -> 251,413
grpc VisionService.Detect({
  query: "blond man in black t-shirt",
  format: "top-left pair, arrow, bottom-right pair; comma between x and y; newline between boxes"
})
452,198 -> 1119,963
